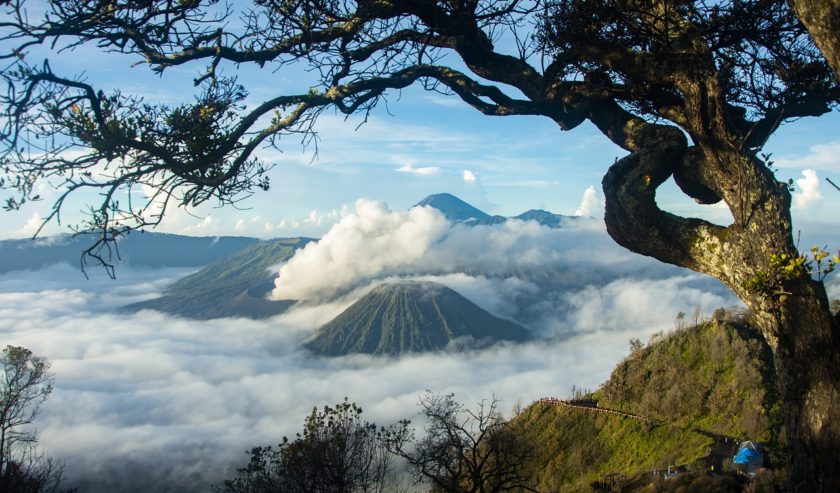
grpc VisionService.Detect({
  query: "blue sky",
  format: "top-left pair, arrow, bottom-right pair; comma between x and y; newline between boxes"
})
2,27 -> 839,240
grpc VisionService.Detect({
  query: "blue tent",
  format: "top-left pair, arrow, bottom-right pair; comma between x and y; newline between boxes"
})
733,441 -> 764,475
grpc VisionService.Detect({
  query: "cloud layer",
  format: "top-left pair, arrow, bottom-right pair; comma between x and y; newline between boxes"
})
0,207 -> 758,492
3,266 -> 691,492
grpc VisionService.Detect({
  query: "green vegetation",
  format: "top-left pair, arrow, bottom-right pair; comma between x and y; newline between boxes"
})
124,237 -> 311,319
512,319 -> 781,493
306,281 -> 530,356
1,346 -> 70,493
218,399 -> 397,493
223,393 -> 537,493
599,321 -> 780,440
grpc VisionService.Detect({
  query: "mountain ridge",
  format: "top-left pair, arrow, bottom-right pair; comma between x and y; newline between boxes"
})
415,193 -> 571,227
0,231 -> 261,274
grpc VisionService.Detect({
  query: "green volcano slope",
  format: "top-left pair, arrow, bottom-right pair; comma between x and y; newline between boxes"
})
513,320 -> 782,492
306,280 -> 530,356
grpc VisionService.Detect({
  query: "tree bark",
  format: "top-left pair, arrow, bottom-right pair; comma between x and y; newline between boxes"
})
772,282 -> 840,492
788,0 -> 840,78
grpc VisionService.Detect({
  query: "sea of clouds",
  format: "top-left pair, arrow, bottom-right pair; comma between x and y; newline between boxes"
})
9,199 -> 822,492
271,199 -> 735,335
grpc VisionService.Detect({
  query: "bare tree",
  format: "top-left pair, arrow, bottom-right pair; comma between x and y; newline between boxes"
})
385,392 -> 537,493
1,1 -> 839,489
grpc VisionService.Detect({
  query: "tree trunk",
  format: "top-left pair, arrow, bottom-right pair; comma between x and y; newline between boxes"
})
769,281 -> 840,492
788,0 -> 840,78
598,108 -> 840,491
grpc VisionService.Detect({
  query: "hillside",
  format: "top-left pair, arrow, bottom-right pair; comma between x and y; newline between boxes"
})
123,237 -> 312,319
306,280 -> 530,356
513,320 -> 782,492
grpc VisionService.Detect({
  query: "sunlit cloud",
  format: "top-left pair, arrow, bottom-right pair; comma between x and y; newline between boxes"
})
14,212 -> 43,238
180,215 -> 217,235
271,199 -> 735,333
793,169 -> 823,209
574,185 -> 603,217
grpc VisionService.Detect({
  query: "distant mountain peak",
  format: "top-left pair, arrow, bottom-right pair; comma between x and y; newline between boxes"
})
415,193 -> 568,228
514,209 -> 570,228
415,193 -> 491,223
306,280 -> 530,356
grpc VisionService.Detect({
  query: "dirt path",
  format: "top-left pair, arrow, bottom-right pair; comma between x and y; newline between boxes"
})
538,397 -> 657,424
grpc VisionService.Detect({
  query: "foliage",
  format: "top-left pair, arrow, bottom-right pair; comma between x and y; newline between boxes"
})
218,399 -> 396,493
745,246 -> 838,302
0,346 -> 69,493
742,468 -> 788,493
807,245 -> 838,282
384,392 -> 537,493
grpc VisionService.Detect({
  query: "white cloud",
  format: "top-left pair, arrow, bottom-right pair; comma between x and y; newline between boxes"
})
258,207 -> 348,238
793,169 -> 823,209
140,182 -> 169,222
776,141 -> 840,172
561,276 -> 729,335
396,163 -> 442,175
575,185 -> 603,217
463,170 -> 477,183
272,199 -> 450,300
15,212 -> 43,237
234,219 -> 247,232
180,215 -> 217,235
